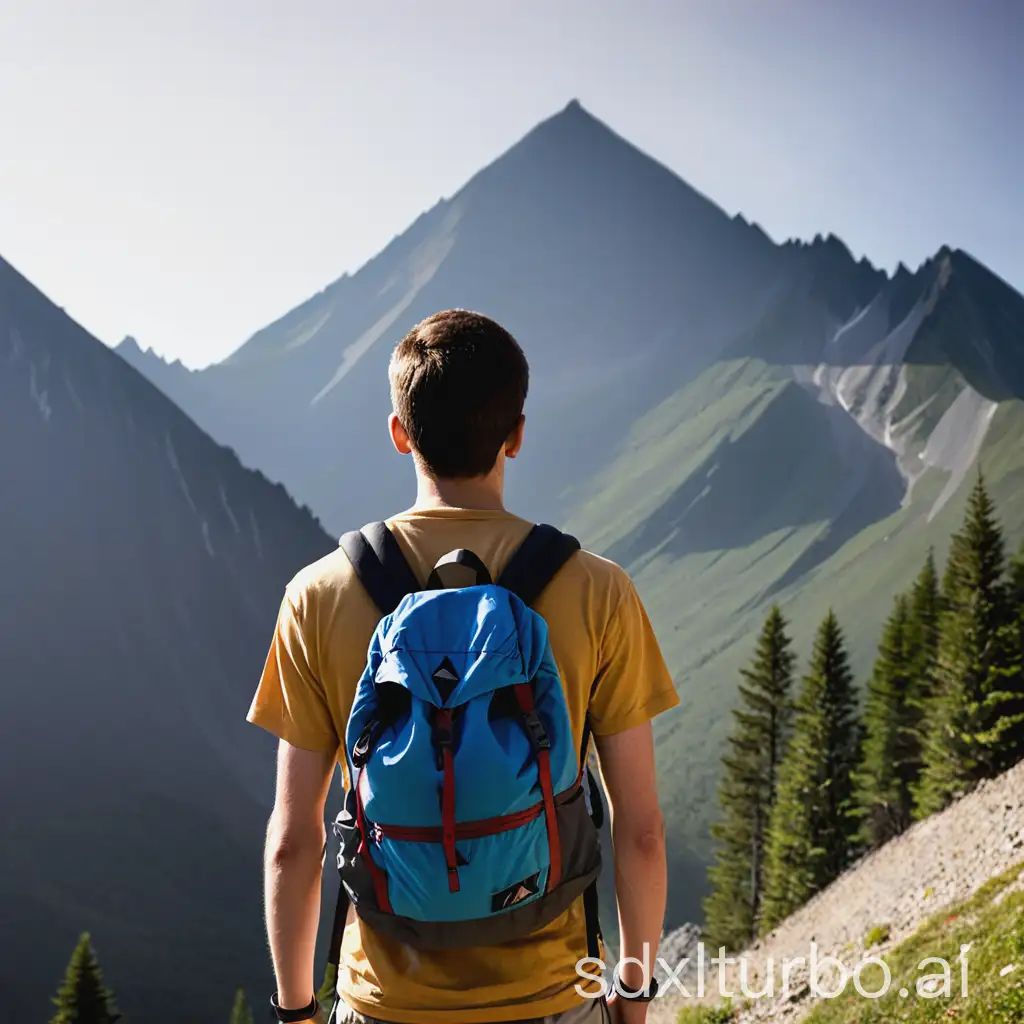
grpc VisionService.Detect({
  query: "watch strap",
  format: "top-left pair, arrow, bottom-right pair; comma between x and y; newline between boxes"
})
614,973 -> 660,1002
271,993 -> 319,1022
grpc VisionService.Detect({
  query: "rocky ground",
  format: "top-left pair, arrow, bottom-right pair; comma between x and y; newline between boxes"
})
648,759 -> 1024,1023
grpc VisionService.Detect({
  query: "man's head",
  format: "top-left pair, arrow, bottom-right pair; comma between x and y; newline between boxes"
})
388,309 -> 529,479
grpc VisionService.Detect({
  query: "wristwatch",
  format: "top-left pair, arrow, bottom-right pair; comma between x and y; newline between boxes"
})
614,973 -> 660,1002
270,993 -> 320,1022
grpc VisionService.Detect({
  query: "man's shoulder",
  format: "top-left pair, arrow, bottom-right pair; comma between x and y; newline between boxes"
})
553,544 -> 636,619
283,543 -> 356,608
569,546 -> 631,589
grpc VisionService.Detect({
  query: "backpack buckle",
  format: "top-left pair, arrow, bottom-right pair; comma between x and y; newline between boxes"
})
521,710 -> 551,751
352,718 -> 380,768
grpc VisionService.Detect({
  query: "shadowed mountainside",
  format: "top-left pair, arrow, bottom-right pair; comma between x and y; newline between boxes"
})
0,254 -> 335,1021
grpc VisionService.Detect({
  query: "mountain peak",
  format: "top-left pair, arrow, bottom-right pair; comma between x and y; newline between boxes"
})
116,334 -> 190,376
457,97 -> 741,240
525,97 -> 616,145
548,97 -> 600,125
117,334 -> 143,354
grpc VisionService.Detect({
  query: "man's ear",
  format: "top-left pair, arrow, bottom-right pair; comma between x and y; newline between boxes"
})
504,415 -> 526,460
389,413 -> 414,456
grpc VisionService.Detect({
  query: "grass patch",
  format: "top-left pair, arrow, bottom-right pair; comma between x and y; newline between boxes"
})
803,861 -> 1024,1023
677,1001 -> 735,1023
863,924 -> 890,949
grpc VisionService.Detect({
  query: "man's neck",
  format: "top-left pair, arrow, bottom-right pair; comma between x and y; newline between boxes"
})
413,470 -> 506,512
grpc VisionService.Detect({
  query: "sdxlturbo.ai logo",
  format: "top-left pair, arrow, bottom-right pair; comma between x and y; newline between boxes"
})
576,942 -> 971,1003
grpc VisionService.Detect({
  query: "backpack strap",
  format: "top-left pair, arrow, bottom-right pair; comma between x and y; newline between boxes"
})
501,525 -> 598,952
578,713 -> 604,959
329,521 -> 415,982
339,521 -> 421,616
497,524 -> 581,607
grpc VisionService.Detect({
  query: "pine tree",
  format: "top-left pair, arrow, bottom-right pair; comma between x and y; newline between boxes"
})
51,933 -> 121,1024
228,989 -> 253,1024
1002,539 -> 1024,766
760,611 -> 860,932
907,549 -> 941,698
899,550 -> 943,795
703,607 -> 796,950
1011,541 -> 1024,611
854,593 -> 916,848
913,475 -> 1023,815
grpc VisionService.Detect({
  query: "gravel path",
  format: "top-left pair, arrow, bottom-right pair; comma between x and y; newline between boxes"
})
648,760 -> 1024,1023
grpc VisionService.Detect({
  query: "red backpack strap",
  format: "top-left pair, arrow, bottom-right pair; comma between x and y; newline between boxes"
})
512,682 -> 562,891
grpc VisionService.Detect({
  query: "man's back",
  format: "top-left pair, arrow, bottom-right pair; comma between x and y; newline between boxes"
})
250,506 -> 677,1022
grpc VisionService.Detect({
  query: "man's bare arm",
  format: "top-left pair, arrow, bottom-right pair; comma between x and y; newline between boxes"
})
264,739 -> 336,1015
595,721 -> 668,1021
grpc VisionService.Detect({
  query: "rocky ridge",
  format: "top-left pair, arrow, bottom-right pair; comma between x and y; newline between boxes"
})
649,760 -> 1024,1022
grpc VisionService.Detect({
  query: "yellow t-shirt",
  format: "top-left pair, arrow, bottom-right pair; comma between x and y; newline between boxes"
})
248,507 -> 679,1023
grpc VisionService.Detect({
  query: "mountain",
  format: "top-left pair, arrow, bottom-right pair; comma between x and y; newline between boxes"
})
121,101 -> 1024,927
117,99 -> 792,530
0,255 -> 335,1020
566,243 -> 1024,907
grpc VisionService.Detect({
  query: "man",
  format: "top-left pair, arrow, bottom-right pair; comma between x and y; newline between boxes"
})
248,310 -> 679,1024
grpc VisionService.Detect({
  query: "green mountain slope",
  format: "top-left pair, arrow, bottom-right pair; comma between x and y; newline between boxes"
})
564,254 -> 1024,924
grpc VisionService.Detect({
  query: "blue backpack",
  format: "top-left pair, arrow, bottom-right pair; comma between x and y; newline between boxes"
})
327,522 -> 603,966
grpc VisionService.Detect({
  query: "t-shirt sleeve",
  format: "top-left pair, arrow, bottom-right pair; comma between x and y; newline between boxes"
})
247,588 -> 341,756
588,576 -> 679,736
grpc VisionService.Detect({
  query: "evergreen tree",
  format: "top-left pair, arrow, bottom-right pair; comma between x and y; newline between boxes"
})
760,611 -> 860,932
1003,539 -> 1024,765
907,549 -> 942,697
1010,541 -> 1024,607
703,607 -> 796,949
913,475 -> 1023,815
854,593 -> 916,848
51,933 -> 121,1024
228,989 -> 253,1024
898,550 -> 944,797
1010,541 -> 1024,612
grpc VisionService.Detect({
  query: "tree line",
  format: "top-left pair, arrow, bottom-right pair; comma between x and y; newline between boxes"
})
48,927 -> 345,1022
704,474 -> 1024,951
47,933 -> 255,1024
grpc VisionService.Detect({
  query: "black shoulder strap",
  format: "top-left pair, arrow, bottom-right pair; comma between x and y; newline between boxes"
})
327,875 -> 349,970
339,521 -> 421,616
497,524 -> 581,607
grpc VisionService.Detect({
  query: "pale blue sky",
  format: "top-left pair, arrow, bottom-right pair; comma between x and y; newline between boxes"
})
1,0 -> 1020,368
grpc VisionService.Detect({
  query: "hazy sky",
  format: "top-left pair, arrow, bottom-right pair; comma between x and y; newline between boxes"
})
1,0 -> 1020,368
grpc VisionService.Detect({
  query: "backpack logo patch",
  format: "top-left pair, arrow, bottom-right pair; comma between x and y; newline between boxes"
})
431,656 -> 461,703
491,872 -> 541,912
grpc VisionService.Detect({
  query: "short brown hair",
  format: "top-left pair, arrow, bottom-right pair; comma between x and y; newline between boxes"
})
389,310 -> 529,478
